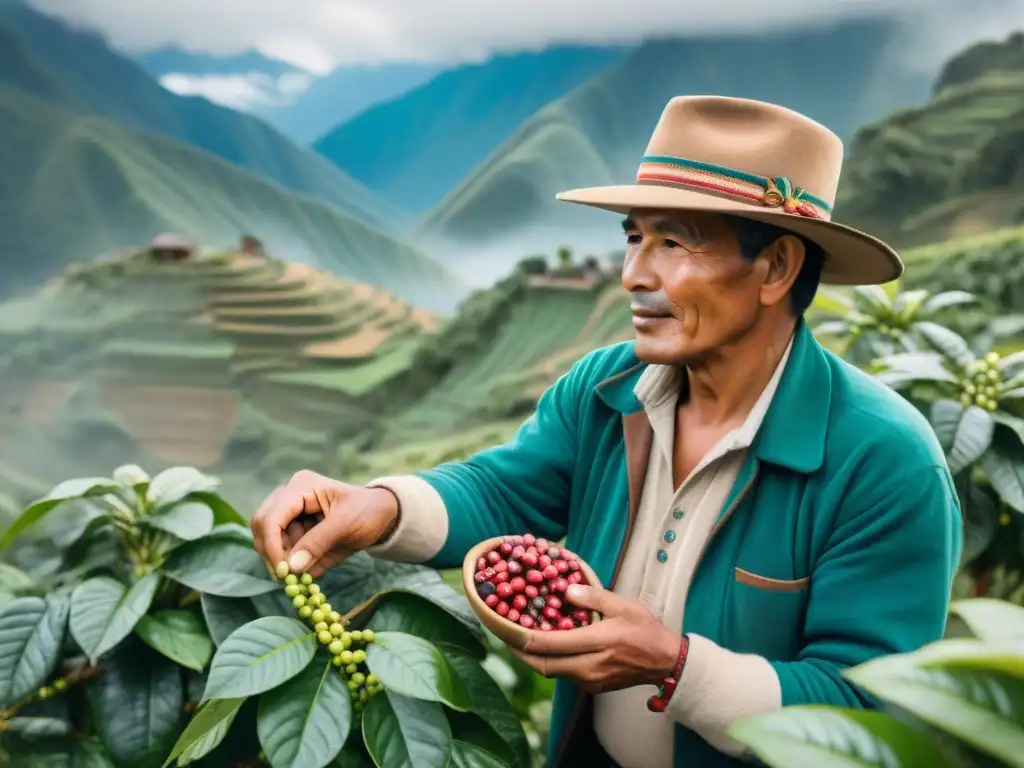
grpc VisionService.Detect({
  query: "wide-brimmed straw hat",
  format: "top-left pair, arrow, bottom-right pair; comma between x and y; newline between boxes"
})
556,96 -> 902,285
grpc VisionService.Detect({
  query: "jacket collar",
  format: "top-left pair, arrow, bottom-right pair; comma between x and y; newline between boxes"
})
594,320 -> 831,474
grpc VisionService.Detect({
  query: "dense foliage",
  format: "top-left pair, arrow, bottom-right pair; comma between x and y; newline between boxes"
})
730,598 -> 1024,767
0,466 -> 529,768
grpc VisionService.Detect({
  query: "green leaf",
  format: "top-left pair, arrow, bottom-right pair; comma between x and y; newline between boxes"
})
930,400 -> 964,451
113,464 -> 150,488
980,441 -> 1024,512
447,653 -> 530,768
161,537 -> 277,598
449,741 -> 512,768
70,574 -> 160,665
893,288 -> 930,320
147,468 -> 220,510
961,483 -> 997,565
811,289 -> 853,316
0,478 -> 118,551
187,492 -> 247,527
992,411 -> 1024,448
161,697 -> 245,768
257,659 -> 351,768
939,403 -> 994,474
365,631 -> 472,710
72,740 -> 116,767
0,594 -> 70,707
811,320 -> 850,337
950,598 -> 1024,641
142,502 -> 214,542
0,562 -> 34,592
726,705 -> 952,768
999,350 -> 1024,378
200,594 -> 259,646
202,616 -> 316,700
915,322 -> 975,368
361,692 -> 452,768
846,652 -> 1024,765
6,716 -> 71,739
135,610 -> 214,672
852,285 -> 892,316
87,638 -> 184,768
369,594 -> 485,659
874,352 -> 958,388
922,290 -> 977,315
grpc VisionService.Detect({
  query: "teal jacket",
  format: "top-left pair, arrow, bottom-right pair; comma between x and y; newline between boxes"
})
415,321 -> 963,767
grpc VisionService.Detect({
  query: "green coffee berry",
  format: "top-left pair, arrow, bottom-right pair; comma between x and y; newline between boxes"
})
53,678 -> 68,692
308,584 -> 321,595
330,623 -> 344,637
315,622 -> 329,635
299,605 -> 313,619
359,688 -> 369,703
329,640 -> 344,655
300,573 -> 313,585
311,609 -> 325,624
351,672 -> 366,685
352,650 -> 366,664
346,663 -> 358,675
37,686 -> 54,700
275,561 -> 290,579
348,679 -> 360,691
329,611 -> 341,624
986,352 -> 1001,365
367,674 -> 379,686
285,574 -> 298,586
340,650 -> 354,665
320,602 -> 333,616
309,594 -> 324,608
285,584 -> 301,598
362,630 -> 375,643
354,701 -> 364,712
333,655 -> 343,667
292,595 -> 306,608
318,631 -> 333,645
350,630 -> 363,642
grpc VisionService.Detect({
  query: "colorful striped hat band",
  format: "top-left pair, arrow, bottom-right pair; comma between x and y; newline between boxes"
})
636,155 -> 833,220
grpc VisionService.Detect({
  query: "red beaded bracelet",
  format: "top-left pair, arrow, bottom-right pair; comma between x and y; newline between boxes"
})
646,634 -> 690,713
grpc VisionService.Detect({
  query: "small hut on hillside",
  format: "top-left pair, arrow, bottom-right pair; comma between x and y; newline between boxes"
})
240,234 -> 268,258
149,233 -> 198,263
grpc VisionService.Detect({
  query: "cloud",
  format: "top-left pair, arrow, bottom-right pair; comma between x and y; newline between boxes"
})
159,72 -> 313,110
26,0 -> 1024,71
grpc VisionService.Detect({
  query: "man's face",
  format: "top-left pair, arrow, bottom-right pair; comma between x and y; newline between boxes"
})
621,209 -> 767,365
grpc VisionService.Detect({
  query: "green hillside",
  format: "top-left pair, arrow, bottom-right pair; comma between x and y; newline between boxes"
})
0,249 -> 441,502
0,6 -> 404,229
837,69 -> 1024,246
314,45 -> 626,212
0,84 -> 462,311
419,22 -> 931,246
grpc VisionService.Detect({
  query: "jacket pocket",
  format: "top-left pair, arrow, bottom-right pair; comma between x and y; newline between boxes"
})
734,567 -> 810,592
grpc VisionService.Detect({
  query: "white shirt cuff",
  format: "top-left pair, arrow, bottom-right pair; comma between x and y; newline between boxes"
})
363,475 -> 449,563
666,633 -> 782,756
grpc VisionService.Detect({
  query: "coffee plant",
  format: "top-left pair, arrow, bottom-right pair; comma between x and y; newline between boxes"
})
871,321 -> 1024,598
0,465 -> 530,768
812,284 -> 976,366
729,597 -> 1024,767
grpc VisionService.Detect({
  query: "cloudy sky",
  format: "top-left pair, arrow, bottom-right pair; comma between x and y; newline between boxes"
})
26,0 -> 1024,109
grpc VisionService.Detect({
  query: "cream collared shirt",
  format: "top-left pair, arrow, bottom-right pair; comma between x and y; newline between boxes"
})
366,338 -> 794,767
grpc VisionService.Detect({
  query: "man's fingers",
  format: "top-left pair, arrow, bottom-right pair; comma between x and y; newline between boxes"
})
509,648 -> 603,679
307,548 -> 350,579
522,620 -> 612,656
289,514 -> 349,573
262,486 -> 324,568
566,585 -> 634,618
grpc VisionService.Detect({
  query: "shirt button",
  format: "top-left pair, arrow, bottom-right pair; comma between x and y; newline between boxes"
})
672,506 -> 684,520
656,550 -> 668,563
663,530 -> 676,543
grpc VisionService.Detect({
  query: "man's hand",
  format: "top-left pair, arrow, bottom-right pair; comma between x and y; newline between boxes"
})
509,584 -> 681,694
250,470 -> 399,578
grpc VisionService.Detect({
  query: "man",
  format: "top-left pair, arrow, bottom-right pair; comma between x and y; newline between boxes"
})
251,96 -> 962,767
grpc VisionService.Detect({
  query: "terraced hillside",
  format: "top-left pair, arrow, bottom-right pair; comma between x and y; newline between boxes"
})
0,83 -> 462,310
837,69 -> 1024,246
0,248 -> 439,489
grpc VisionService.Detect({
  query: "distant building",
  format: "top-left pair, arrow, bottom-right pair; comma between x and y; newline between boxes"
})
149,233 -> 197,263
581,256 -> 602,278
240,235 -> 267,257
